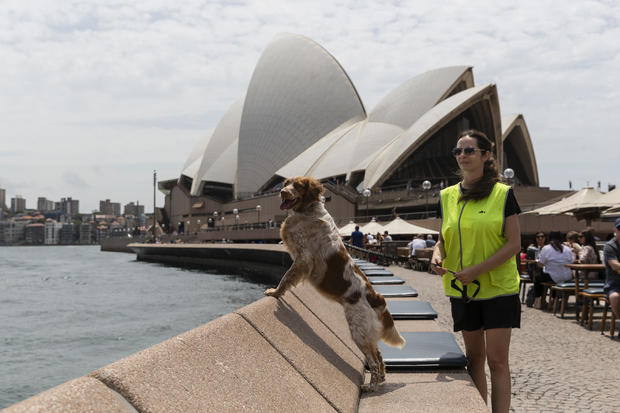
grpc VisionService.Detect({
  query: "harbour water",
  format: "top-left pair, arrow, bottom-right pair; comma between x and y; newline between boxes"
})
0,246 -> 269,409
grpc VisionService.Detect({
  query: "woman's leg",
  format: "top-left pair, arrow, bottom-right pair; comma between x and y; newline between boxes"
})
462,328 -> 487,403
485,328 -> 512,413
533,272 -> 552,297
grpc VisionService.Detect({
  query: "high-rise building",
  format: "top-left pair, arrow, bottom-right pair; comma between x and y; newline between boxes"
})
0,188 -> 6,211
55,197 -> 79,218
100,199 -> 121,216
11,196 -> 26,213
124,202 -> 145,217
37,197 -> 55,212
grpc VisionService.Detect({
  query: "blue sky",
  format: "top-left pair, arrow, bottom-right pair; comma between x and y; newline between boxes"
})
1,0 -> 619,212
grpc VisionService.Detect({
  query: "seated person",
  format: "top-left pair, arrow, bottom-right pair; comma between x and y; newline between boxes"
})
578,229 -> 601,279
425,234 -> 436,248
408,233 -> 427,257
564,230 -> 582,257
366,233 -> 377,245
604,219 -> 620,322
534,230 -> 574,308
526,231 -> 546,279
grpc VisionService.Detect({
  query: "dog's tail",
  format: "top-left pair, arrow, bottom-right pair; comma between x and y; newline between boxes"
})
381,310 -> 406,349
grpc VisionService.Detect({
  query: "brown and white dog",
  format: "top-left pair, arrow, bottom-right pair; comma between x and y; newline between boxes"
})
264,176 -> 405,392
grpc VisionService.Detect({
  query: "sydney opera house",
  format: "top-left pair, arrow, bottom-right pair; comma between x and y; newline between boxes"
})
158,33 -> 558,239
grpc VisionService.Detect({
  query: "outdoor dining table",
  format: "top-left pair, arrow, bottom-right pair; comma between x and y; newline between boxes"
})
564,263 -> 606,320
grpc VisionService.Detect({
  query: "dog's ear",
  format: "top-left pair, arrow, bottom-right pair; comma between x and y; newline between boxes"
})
306,177 -> 324,201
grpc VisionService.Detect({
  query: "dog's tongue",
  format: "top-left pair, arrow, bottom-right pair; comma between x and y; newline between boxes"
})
280,199 -> 296,210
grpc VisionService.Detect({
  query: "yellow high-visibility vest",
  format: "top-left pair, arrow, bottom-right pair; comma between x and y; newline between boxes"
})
440,182 -> 519,300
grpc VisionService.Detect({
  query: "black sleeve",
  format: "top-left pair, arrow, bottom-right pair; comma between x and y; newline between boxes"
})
436,200 -> 442,219
505,188 -> 521,217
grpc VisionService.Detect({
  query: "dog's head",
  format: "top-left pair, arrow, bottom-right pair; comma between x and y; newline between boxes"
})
280,176 -> 325,211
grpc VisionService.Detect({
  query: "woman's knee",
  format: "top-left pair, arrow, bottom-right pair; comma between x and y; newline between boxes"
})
486,354 -> 509,373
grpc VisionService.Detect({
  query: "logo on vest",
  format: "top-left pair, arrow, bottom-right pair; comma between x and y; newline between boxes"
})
478,210 -> 486,214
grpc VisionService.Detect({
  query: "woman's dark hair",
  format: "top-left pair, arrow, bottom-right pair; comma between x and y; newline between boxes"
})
566,230 -> 579,243
456,129 -> 500,202
548,231 -> 564,253
581,230 -> 600,262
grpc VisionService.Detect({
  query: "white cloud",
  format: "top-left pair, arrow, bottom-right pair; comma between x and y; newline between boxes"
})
1,0 -> 619,211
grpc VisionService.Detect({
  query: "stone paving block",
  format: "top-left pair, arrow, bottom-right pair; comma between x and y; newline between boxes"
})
358,371 -> 488,413
2,376 -> 136,413
90,313 -> 335,413
290,285 -> 364,360
236,295 -> 364,413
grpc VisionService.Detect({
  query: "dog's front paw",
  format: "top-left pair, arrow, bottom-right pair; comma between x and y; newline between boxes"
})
264,288 -> 281,298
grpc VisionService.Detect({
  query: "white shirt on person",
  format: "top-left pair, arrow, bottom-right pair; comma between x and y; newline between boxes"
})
539,244 -> 574,283
408,238 -> 427,256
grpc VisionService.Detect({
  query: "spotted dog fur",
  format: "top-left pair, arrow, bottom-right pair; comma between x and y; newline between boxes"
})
264,176 -> 405,392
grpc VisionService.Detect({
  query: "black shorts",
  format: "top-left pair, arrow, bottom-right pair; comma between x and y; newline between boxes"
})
450,294 -> 521,332
605,279 -> 620,298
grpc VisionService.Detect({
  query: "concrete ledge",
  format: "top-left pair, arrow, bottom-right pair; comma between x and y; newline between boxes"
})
359,371 -> 488,413
290,285 -> 365,361
90,312 -> 336,413
236,293 -> 363,413
2,376 -> 137,413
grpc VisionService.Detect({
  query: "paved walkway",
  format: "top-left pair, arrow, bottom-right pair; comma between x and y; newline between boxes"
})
388,265 -> 620,413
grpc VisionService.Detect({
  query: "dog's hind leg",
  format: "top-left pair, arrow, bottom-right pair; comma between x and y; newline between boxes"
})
360,344 -> 382,393
264,258 -> 311,298
376,348 -> 386,384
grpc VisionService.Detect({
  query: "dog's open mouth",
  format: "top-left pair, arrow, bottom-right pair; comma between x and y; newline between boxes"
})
280,197 -> 299,210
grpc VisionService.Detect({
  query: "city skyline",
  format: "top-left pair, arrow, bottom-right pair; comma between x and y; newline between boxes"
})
1,1 -> 619,212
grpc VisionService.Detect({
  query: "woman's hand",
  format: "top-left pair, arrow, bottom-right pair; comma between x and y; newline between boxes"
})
430,256 -> 447,275
453,266 -> 480,285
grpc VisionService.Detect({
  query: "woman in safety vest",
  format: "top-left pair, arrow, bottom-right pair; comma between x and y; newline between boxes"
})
431,129 -> 521,413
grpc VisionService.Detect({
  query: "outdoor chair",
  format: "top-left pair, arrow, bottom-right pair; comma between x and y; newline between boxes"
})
409,248 -> 432,272
519,273 -> 533,303
579,287 -> 606,329
600,297 -> 618,338
551,281 -> 605,318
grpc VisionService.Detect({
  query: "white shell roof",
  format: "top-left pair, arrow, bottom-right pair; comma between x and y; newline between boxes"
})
188,94 -> 245,195
274,66 -> 473,183
236,33 -> 366,196
369,66 -> 473,129
363,84 -> 497,189
178,34 -> 538,200
180,134 -> 210,179
501,114 -> 539,186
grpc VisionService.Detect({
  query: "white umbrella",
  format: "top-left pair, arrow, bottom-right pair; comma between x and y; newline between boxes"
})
360,218 -> 385,235
338,221 -> 358,237
524,187 -> 607,225
382,217 -> 438,235
525,187 -> 604,215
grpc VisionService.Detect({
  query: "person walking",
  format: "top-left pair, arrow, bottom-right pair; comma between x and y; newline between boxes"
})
350,225 -> 364,248
430,129 -> 521,413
